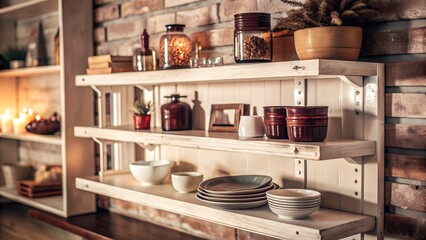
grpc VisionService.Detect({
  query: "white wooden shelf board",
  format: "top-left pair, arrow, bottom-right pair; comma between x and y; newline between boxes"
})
74,126 -> 375,161
76,174 -> 375,240
0,132 -> 61,145
75,59 -> 378,87
0,187 -> 64,216
0,65 -> 60,78
0,0 -> 58,20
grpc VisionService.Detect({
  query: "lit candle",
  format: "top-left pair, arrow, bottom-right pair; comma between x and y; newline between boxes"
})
27,108 -> 35,121
1,109 -> 13,134
35,115 -> 41,121
13,117 -> 26,134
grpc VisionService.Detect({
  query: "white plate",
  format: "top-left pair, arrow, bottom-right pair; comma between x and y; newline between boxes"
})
199,182 -> 277,195
196,194 -> 267,209
199,175 -> 272,193
197,191 -> 266,202
198,182 -> 279,198
266,189 -> 321,200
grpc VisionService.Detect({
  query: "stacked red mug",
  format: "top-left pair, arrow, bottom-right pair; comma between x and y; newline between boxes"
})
263,106 -> 288,139
285,106 -> 328,142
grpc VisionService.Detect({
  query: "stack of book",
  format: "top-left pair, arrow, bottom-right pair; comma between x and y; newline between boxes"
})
86,54 -> 133,74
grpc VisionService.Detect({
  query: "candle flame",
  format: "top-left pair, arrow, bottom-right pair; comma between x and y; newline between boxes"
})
36,115 -> 41,121
28,109 -> 33,115
22,108 -> 28,113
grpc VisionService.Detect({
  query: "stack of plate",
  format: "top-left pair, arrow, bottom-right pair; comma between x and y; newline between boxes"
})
196,175 -> 279,209
266,189 -> 321,219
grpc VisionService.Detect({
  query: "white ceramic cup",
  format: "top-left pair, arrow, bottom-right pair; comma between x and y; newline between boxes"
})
171,172 -> 204,193
238,116 -> 266,138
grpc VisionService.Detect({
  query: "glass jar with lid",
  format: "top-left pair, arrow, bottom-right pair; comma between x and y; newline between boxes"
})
234,12 -> 272,63
160,24 -> 192,69
161,94 -> 192,131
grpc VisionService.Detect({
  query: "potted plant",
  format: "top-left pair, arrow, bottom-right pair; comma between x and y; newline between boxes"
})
3,47 -> 27,69
129,98 -> 153,130
274,0 -> 378,60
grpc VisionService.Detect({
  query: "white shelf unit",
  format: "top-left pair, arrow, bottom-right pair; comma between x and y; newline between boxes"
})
74,59 -> 384,239
0,132 -> 61,145
0,0 -> 95,217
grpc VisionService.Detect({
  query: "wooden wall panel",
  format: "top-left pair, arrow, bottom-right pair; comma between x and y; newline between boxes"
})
385,182 -> 426,212
386,61 -> 426,86
385,124 -> 426,150
361,27 -> 426,56
385,154 -> 426,181
385,93 -> 426,118
385,213 -> 426,239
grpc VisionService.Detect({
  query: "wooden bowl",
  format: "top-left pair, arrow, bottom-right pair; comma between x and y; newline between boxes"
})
294,26 -> 362,60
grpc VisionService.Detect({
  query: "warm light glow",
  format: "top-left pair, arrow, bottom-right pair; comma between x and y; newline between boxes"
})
28,108 -> 33,116
13,117 -> 26,134
1,109 -> 13,134
22,108 -> 28,114
4,109 -> 11,116
36,115 -> 41,121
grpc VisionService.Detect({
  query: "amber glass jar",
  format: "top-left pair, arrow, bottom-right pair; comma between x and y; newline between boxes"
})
161,94 -> 192,131
133,29 -> 157,71
234,12 -> 272,63
160,24 -> 192,69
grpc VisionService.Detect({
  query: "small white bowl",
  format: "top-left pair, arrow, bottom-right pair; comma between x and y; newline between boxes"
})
129,160 -> 171,186
171,172 -> 204,193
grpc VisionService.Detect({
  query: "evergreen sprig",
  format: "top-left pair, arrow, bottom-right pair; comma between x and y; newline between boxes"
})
129,98 -> 152,115
3,47 -> 26,61
274,0 -> 379,31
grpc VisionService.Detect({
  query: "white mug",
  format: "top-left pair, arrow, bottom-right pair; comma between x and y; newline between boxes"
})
238,116 -> 265,138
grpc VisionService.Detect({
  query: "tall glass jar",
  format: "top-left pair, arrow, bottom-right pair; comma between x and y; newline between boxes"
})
234,12 -> 272,63
161,94 -> 192,131
133,29 -> 157,71
160,24 -> 192,69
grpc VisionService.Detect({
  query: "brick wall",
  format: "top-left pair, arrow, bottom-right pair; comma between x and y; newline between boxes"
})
93,0 -> 426,239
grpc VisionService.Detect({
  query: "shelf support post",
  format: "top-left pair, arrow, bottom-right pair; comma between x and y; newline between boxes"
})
91,85 -> 103,128
294,78 -> 307,106
294,159 -> 307,188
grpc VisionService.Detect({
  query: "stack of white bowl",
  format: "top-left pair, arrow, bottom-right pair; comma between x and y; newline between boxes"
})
266,189 -> 321,220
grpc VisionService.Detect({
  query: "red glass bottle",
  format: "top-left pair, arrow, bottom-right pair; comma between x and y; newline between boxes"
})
161,94 -> 191,131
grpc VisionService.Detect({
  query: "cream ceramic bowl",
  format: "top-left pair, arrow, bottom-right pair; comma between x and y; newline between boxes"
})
171,172 -> 204,193
129,160 -> 171,186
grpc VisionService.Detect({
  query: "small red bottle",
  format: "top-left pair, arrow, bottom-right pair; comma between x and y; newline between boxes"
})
161,94 -> 191,131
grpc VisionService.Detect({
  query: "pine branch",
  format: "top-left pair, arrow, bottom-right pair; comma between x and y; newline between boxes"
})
330,11 -> 343,25
281,0 -> 304,7
342,9 -> 358,18
339,0 -> 353,13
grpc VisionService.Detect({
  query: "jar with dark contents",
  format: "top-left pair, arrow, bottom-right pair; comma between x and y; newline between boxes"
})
234,12 -> 272,63
160,24 -> 192,69
161,94 -> 192,131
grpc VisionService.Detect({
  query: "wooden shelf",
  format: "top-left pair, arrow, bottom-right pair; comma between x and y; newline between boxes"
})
76,174 -> 375,240
74,125 -> 375,161
0,132 -> 61,145
75,59 -> 378,87
0,65 -> 60,78
29,208 -> 203,240
0,187 -> 64,216
0,0 -> 58,20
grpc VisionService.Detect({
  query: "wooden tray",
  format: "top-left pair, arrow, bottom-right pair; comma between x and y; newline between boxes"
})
17,180 -> 62,198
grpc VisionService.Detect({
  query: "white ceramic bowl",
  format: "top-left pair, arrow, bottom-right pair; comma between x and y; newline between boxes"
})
171,172 -> 203,193
129,160 -> 171,186
268,205 -> 320,220
266,189 -> 321,200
